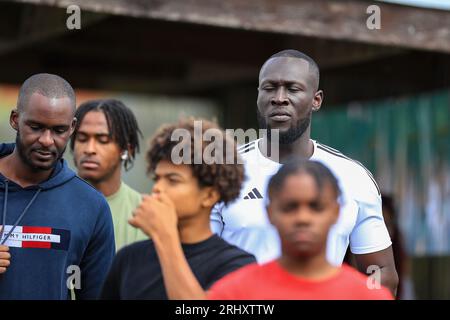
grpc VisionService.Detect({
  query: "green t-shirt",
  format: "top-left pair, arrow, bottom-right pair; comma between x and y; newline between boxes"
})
106,182 -> 148,251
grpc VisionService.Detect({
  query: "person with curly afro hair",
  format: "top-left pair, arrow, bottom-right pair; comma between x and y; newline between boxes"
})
100,118 -> 256,300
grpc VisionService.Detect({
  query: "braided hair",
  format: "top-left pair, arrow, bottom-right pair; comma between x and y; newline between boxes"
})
70,99 -> 143,171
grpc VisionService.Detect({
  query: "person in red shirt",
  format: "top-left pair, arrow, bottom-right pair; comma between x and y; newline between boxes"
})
207,159 -> 394,300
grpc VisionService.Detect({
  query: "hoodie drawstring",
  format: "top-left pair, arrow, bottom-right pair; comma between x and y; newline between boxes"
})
0,180 -> 42,245
0,180 -> 8,244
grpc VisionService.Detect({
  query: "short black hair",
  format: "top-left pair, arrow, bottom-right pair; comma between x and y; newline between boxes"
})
70,99 -> 143,171
268,159 -> 340,201
17,73 -> 76,112
261,49 -> 320,90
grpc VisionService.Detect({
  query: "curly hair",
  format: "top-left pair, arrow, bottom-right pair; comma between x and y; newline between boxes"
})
146,118 -> 245,206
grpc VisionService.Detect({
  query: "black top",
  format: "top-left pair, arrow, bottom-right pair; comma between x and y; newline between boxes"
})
100,234 -> 256,299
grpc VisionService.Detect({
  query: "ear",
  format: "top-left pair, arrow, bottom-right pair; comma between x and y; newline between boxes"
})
126,143 -> 134,158
266,203 -> 276,226
330,201 -> 340,225
10,109 -> 19,131
69,117 -> 77,136
200,187 -> 220,209
312,90 -> 324,112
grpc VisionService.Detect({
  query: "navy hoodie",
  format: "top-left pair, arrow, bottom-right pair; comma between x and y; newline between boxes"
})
0,143 -> 115,299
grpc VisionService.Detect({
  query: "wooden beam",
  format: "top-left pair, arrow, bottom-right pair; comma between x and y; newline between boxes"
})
7,0 -> 450,53
0,3 -> 106,56
18,13 -> 404,74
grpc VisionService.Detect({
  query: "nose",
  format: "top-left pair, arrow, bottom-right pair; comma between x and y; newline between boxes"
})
271,86 -> 288,106
83,138 -> 97,155
152,179 -> 164,195
294,207 -> 313,226
38,129 -> 54,148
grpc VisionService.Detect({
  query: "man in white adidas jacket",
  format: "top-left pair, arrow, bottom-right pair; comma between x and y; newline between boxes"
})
211,49 -> 398,295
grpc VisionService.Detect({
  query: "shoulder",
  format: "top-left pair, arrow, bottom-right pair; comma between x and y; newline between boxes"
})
237,140 -> 258,160
340,265 -> 393,299
210,261 -> 260,289
0,143 -> 14,155
61,176 -> 112,218
236,139 -> 277,178
237,140 -> 258,154
121,239 -> 154,251
314,141 -> 381,200
339,264 -> 372,284
209,235 -> 253,257
210,236 -> 256,262
122,182 -> 143,203
70,175 -> 107,200
202,236 -> 257,276
116,239 -> 154,261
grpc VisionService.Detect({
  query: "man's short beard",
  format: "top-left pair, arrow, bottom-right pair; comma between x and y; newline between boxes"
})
257,109 -> 311,145
16,131 -> 64,171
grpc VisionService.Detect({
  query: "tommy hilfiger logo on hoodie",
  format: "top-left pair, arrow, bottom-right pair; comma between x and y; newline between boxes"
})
243,188 -> 263,200
0,225 -> 70,250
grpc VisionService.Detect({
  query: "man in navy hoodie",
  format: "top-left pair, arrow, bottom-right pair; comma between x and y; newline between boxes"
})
0,73 -> 115,299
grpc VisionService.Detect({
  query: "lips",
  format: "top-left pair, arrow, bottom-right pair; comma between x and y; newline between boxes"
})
268,110 -> 292,122
33,150 -> 55,161
290,230 -> 315,243
270,115 -> 291,122
80,159 -> 100,169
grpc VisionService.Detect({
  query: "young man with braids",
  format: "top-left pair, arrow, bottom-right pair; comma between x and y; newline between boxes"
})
71,99 -> 147,250
208,160 -> 393,300
100,118 -> 255,300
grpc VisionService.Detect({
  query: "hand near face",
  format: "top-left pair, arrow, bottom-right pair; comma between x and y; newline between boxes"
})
129,192 -> 178,242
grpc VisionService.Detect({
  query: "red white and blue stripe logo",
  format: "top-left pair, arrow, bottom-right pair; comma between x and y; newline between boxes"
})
1,225 -> 70,250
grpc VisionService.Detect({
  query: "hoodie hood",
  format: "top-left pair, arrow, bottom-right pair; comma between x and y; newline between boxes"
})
0,143 -> 76,191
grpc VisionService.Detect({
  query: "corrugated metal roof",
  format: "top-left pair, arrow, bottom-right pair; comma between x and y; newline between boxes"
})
377,0 -> 450,10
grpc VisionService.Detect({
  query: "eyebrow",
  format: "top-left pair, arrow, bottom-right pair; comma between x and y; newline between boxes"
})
260,79 -> 306,87
26,120 -> 70,129
279,195 -> 325,205
154,171 -> 184,178
76,130 -> 111,137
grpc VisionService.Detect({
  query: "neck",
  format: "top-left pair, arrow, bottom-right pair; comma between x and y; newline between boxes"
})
0,148 -> 53,187
89,168 -> 122,197
177,209 -> 213,244
278,248 -> 339,280
260,127 -> 314,163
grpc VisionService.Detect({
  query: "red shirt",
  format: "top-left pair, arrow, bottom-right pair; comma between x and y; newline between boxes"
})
207,261 -> 394,300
